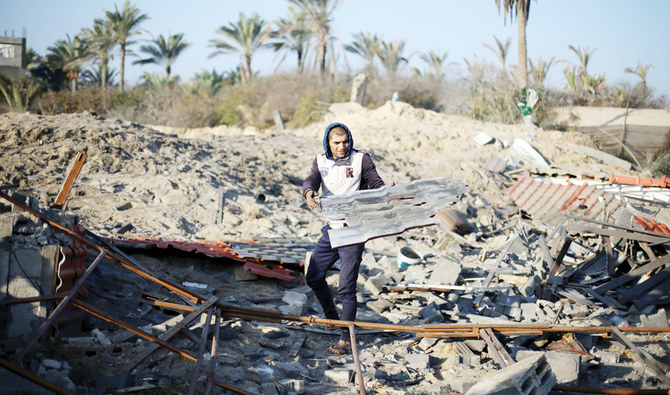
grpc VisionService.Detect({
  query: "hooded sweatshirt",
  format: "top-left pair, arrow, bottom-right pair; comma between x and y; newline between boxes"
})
302,122 -> 385,200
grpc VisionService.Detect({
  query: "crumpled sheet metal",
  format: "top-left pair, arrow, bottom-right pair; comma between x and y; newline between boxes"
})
110,237 -> 313,281
509,177 -> 626,226
321,177 -> 467,248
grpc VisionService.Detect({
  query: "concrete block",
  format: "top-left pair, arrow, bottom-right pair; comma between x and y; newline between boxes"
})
377,255 -> 398,274
451,377 -> 477,393
7,276 -> 40,298
283,291 -> 307,305
7,303 -> 43,339
324,368 -> 353,384
516,350 -> 579,384
0,215 -> 15,239
279,378 -> 305,393
92,328 -> 112,346
10,247 -> 42,278
279,303 -> 304,316
367,298 -> 393,314
520,275 -> 540,297
429,257 -> 461,285
403,264 -> 427,283
419,337 -> 438,351
640,308 -> 669,328
419,302 -> 444,323
465,353 -> 556,395
465,339 -> 487,353
364,272 -> 390,295
405,353 -> 431,369
40,245 -> 58,295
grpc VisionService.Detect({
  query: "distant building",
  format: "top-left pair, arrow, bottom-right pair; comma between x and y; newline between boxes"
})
0,36 -> 26,80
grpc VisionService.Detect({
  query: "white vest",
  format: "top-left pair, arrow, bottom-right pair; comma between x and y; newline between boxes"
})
317,150 -> 364,197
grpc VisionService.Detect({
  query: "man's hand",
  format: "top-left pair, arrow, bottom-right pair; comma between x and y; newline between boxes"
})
305,189 -> 318,210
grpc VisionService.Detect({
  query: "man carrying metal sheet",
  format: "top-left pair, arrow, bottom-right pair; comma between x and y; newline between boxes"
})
302,122 -> 388,354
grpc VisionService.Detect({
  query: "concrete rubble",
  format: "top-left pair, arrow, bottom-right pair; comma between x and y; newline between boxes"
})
1,110 -> 670,394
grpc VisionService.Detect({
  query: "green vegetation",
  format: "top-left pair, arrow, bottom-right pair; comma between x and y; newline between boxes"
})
0,0 -> 667,135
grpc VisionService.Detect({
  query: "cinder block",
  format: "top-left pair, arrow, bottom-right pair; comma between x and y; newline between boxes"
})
405,353 -> 431,369
640,308 -> 669,328
324,368 -> 353,384
419,302 -> 444,323
429,258 -> 461,285
465,353 -> 556,395
8,303 -> 43,339
283,291 -> 307,305
516,350 -> 579,384
367,298 -> 393,314
364,272 -> 390,295
0,215 -> 15,239
520,275 -> 540,297
7,276 -> 40,298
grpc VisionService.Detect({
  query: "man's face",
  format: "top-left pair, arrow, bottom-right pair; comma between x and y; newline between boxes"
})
328,129 -> 349,159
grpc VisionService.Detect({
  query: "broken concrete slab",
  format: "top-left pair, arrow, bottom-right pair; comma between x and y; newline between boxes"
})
515,350 -> 580,384
428,257 -> 461,285
465,353 -> 556,395
640,308 -> 669,328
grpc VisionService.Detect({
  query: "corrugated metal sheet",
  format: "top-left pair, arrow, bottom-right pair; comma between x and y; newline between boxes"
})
509,178 -> 626,226
110,237 -> 313,281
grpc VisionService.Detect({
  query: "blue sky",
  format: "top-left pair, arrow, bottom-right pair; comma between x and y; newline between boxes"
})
2,0 -> 669,100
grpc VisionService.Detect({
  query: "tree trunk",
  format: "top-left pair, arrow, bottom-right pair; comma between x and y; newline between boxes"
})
246,56 -> 252,83
517,1 -> 528,88
120,43 -> 126,91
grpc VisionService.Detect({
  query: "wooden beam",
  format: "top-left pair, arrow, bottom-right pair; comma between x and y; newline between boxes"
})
52,151 -> 86,210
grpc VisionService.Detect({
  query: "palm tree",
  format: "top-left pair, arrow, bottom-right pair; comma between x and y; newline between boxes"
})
494,0 -> 532,88
413,49 -> 450,81
568,45 -> 597,78
290,0 -> 342,78
269,7 -> 311,73
528,56 -> 558,86
46,34 -> 88,92
377,39 -> 407,79
82,64 -> 117,88
104,0 -> 149,90
189,69 -> 227,96
483,35 -> 511,70
134,33 -> 189,78
81,18 -> 116,90
209,12 -> 270,84
624,61 -> 652,86
345,31 -> 380,76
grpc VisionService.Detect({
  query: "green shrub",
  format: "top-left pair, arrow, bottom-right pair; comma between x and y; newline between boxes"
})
35,88 -> 106,115
216,95 -> 244,126
107,89 -> 143,110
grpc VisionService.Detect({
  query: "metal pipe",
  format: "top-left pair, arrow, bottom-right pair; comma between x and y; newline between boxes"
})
70,298 -> 196,362
188,306 -> 214,395
349,324 -> 366,395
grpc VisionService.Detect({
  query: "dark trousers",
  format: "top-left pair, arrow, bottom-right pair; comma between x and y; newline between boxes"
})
306,224 -> 365,342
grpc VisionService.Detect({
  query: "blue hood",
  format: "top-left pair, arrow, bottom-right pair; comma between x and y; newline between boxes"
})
323,122 -> 354,161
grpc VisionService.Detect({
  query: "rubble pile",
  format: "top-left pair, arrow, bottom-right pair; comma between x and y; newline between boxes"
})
1,105 -> 670,394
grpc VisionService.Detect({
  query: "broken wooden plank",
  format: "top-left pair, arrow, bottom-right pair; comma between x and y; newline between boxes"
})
288,336 -> 306,358
474,237 -> 516,306
559,288 -> 599,307
479,328 -> 515,367
581,287 -> 627,310
633,271 -> 670,309
549,236 -> 573,276
619,267 -> 670,304
52,151 -> 87,210
188,306 -> 214,395
348,324 -> 366,395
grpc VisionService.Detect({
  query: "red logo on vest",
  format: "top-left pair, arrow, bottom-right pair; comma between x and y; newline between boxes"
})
346,167 -> 354,178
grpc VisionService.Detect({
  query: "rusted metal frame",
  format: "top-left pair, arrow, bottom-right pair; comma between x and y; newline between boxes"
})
612,327 -> 670,387
0,356 -> 76,395
70,298 -> 196,362
348,324 -> 366,395
479,328 -> 515,367
149,299 -> 196,312
1,295 -> 62,305
549,236 -> 573,276
473,236 -> 516,306
0,190 -> 203,305
123,296 -> 219,372
15,250 -> 107,364
566,214 -> 670,240
603,235 -> 616,277
552,384 -> 670,394
204,308 -> 221,395
188,306 -> 214,395
594,253 -> 670,294
52,151 -> 87,209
